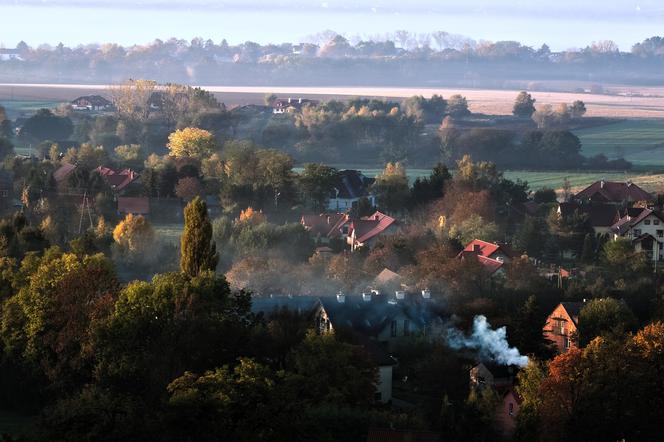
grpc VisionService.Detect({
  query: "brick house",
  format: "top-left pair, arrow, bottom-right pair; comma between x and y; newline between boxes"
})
543,302 -> 585,354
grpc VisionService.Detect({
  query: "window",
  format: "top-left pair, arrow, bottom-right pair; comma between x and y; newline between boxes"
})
0,190 -> 7,198
645,220 -> 651,225
390,320 -> 397,337
634,229 -> 642,236
658,230 -> 663,238
509,403 -> 514,416
655,220 -> 661,225
564,337 -> 571,350
404,320 -> 410,336
555,319 -> 566,335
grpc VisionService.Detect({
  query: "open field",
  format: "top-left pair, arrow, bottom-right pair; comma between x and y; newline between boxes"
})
575,119 -> 664,166
4,83 -> 664,118
298,167 -> 662,192
0,99 -> 61,119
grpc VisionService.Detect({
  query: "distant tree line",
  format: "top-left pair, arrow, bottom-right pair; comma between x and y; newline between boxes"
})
2,35 -> 664,86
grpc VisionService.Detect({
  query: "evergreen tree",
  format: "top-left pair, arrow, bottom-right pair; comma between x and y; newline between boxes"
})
580,233 -> 596,264
180,197 -> 218,277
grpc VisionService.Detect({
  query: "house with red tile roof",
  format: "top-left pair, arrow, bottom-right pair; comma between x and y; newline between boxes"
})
457,239 -> 516,276
300,213 -> 351,244
94,166 -> 140,194
543,301 -> 585,354
572,180 -> 654,205
610,207 -> 664,261
347,211 -> 397,250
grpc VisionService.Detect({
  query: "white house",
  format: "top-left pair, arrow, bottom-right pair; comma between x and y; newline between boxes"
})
0,49 -> 24,61
611,208 -> 664,261
327,170 -> 375,212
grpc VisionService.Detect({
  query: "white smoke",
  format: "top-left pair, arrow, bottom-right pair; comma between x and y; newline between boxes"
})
447,315 -> 529,368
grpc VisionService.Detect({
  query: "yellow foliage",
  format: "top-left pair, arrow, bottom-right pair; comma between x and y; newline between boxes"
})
167,127 -> 216,158
238,207 -> 266,225
112,214 -> 155,253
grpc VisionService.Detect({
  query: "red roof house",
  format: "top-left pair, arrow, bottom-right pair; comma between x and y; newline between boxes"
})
348,211 -> 397,250
301,213 -> 350,243
573,180 -> 654,204
95,166 -> 140,193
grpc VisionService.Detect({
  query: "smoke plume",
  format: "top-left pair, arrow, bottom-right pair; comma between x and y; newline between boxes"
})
447,315 -> 529,368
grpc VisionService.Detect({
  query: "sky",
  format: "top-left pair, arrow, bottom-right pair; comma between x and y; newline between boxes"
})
1,0 -> 663,50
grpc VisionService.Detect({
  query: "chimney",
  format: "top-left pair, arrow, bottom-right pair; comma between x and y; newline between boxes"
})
600,179 -> 605,189
299,98 -> 302,104
421,289 -> 431,299
336,292 -> 345,303
362,292 -> 372,302
473,244 -> 481,253
395,290 -> 405,300
288,97 -> 292,104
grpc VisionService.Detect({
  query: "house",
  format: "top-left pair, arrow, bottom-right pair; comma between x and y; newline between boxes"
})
470,363 -> 516,389
543,301 -> 584,354
251,294 -> 424,403
373,268 -> 402,292
117,196 -> 150,216
0,49 -> 24,61
300,213 -> 350,244
557,202 -> 620,237
94,166 -> 140,194
53,163 -> 77,192
272,97 -> 319,114
460,239 -> 515,263
495,389 -> 522,435
327,170 -> 375,212
611,208 -> 664,261
71,95 -> 113,111
572,180 -> 654,205
457,239 -> 516,276
347,211 -> 397,250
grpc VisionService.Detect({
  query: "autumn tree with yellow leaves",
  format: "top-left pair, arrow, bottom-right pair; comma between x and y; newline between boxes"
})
167,127 -> 217,158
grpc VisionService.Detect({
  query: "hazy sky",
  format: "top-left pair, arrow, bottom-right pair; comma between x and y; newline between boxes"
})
1,0 -> 662,50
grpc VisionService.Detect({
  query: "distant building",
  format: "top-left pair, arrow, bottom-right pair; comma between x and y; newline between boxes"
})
272,97 -> 319,114
327,170 -> 375,212
0,49 -> 24,61
470,362 -> 517,390
71,95 -> 113,111
94,166 -> 140,194
557,201 -> 620,237
251,291 -> 444,403
611,207 -> 664,262
572,180 -> 654,205
300,213 -> 351,244
495,389 -> 522,436
457,239 -> 516,276
347,211 -> 398,251
543,301 -> 584,354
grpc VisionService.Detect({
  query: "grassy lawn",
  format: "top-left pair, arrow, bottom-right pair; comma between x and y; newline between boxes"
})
575,119 -> 664,166
0,410 -> 36,439
154,223 -> 184,246
0,99 -> 61,119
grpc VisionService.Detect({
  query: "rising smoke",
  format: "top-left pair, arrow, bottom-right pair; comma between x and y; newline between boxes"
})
447,315 -> 529,368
